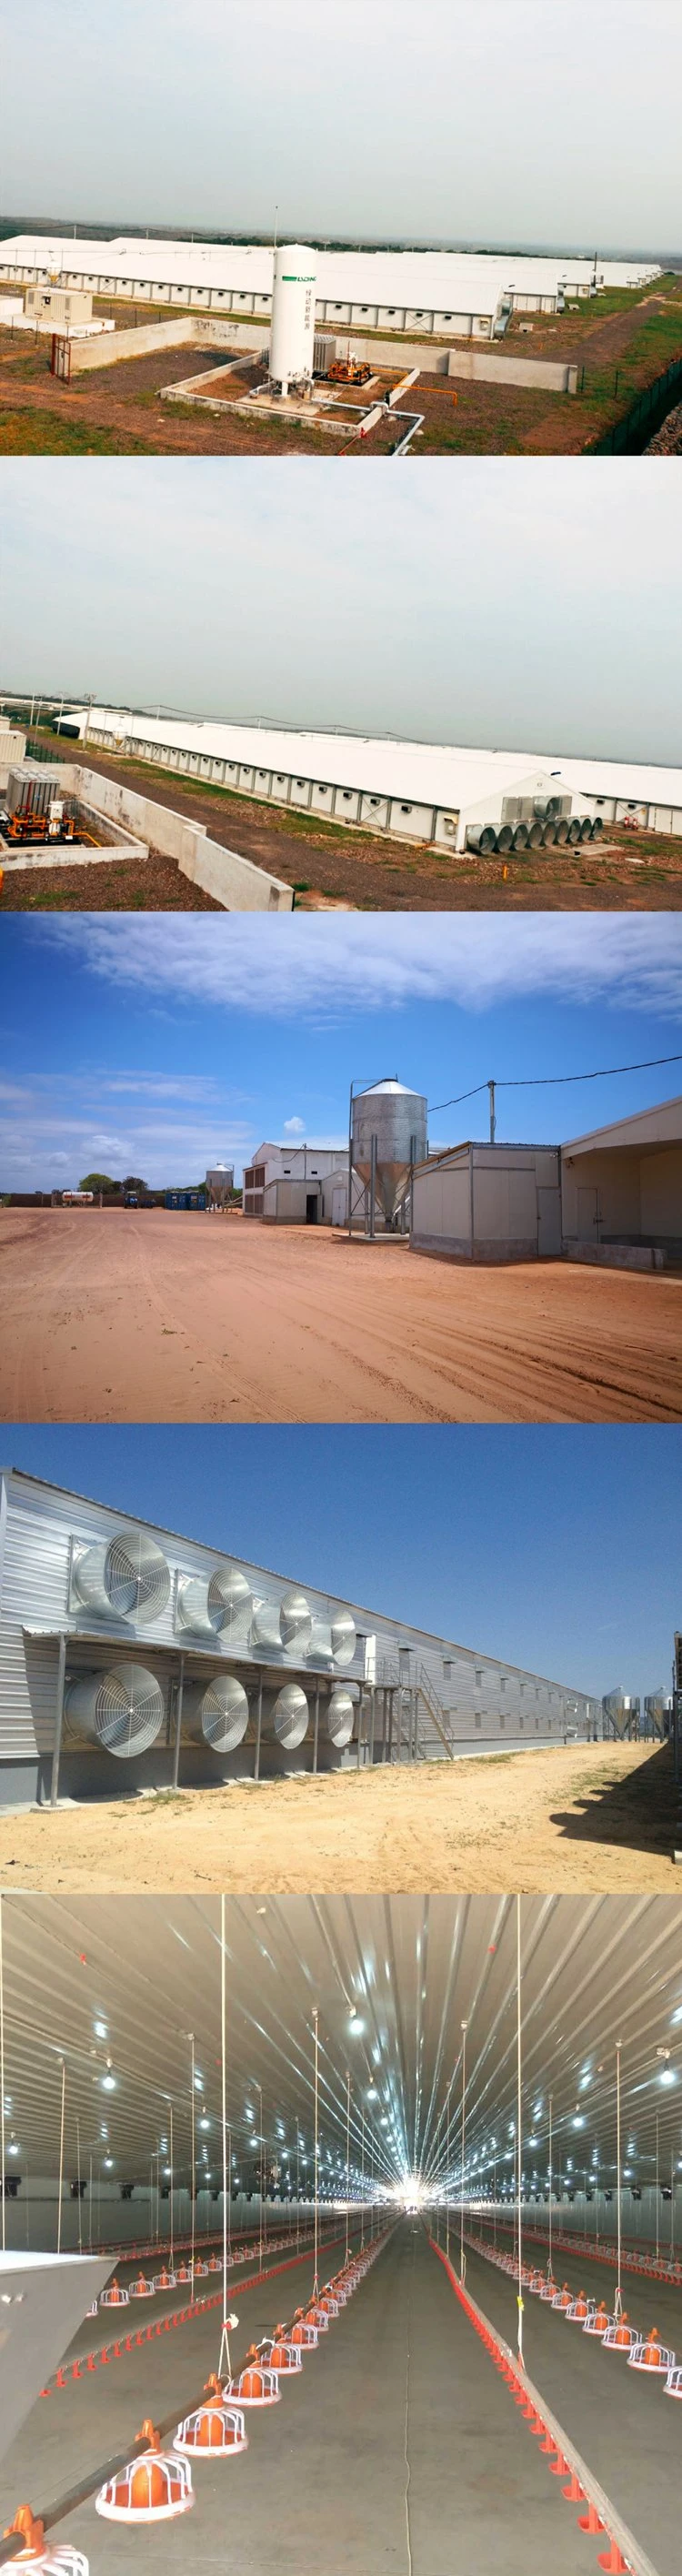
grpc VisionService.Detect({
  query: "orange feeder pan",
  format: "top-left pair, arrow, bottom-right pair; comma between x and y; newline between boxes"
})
304,2305 -> 329,2331
173,2404 -> 248,2459
628,2330 -> 676,2373
227,2349 -> 281,2407
583,2306 -> 612,2337
603,2315 -> 639,2352
567,2294 -> 591,2322
129,2274 -> 155,2299
96,2445 -> 194,2524
259,2330 -> 302,2373
5,2515 -> 89,2576
290,2311 -> 318,2347
154,2269 -> 177,2291
100,2282 -> 129,2307
551,2285 -> 572,2311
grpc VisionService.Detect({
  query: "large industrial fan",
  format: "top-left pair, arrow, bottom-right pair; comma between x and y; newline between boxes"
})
309,1608 -> 357,1667
65,1662 -> 165,1756
326,1689 -> 356,1748
177,1562 -> 253,1643
271,1684 -> 309,1748
71,1527 -> 171,1625
183,1674 -> 250,1752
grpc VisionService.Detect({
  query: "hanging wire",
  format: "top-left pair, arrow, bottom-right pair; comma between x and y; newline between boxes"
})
345,2073 -> 351,2267
0,1896 -> 5,2258
56,2059 -> 65,2257
218,1894 -> 233,2383
169,2101 -> 174,2271
516,1897 -> 524,2366
547,2093 -> 553,2282
76,2117 -> 82,2256
615,2040 -> 623,2317
312,2007 -> 320,2296
189,2032 -> 196,2300
429,1050 -> 682,1117
457,2019 -> 463,2287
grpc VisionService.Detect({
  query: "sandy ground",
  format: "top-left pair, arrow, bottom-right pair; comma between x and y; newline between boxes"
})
1,1210 -> 680,1424
0,1745 -> 677,1895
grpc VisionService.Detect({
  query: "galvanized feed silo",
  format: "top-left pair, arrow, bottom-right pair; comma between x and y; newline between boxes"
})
352,1077 -> 427,1225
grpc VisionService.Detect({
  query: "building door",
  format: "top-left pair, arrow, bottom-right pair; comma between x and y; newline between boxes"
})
306,1193 -> 318,1224
537,1183 -> 562,1256
331,1185 -> 346,1228
577,1186 -> 600,1242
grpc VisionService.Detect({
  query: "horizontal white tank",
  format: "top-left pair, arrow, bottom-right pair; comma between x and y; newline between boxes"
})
269,244 -> 316,392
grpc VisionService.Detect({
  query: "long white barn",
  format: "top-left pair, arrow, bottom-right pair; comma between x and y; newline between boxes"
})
57,708 -> 682,848
0,235 -> 661,338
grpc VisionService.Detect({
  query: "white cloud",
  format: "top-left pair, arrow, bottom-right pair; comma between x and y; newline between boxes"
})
39,915 -> 682,1023
283,1116 -> 306,1134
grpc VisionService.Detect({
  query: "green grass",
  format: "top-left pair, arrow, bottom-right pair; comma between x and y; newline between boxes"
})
0,408 -> 155,453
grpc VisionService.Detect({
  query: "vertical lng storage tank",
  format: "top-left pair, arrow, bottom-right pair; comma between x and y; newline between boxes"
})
268,244 -> 317,393
352,1078 -> 428,1227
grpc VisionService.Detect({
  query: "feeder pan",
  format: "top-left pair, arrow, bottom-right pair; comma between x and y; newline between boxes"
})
208,2255 -> 222,2272
5,2515 -> 88,2576
551,2284 -> 572,2311
195,2260 -> 210,2277
318,2294 -> 340,2317
96,2433 -> 195,2524
539,2278 -> 558,2301
567,2295 -> 592,2322
290,2313 -> 318,2348
176,2265 -> 191,2284
85,2303 -> 98,2318
304,2306 -> 329,2331
628,2331 -> 676,2372
227,2350 -> 281,2407
603,2316 -> 639,2352
154,2269 -> 177,2291
100,2282 -> 129,2308
259,2331 -> 302,2373
174,2404 -> 248,2459
665,2364 -> 682,2398
527,2272 -> 545,2294
129,2275 -> 155,2299
583,2306 -> 612,2337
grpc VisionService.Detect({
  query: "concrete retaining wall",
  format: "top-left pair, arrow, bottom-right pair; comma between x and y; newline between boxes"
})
69,764 -> 293,910
566,1241 -> 667,1272
447,347 -> 577,393
67,315 -> 265,373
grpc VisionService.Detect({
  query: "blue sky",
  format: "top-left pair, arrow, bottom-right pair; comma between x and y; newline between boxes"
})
2,1424 -> 679,1702
1,914 -> 681,1187
3,1 -> 680,249
3,464 -> 682,764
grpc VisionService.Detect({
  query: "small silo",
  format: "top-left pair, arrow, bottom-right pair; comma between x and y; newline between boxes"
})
268,244 -> 316,393
352,1078 -> 427,1227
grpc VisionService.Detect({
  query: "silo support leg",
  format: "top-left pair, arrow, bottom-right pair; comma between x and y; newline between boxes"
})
172,1654 -> 185,1791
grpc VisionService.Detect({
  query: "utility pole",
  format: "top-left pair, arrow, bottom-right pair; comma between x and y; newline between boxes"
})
488,1080 -> 496,1144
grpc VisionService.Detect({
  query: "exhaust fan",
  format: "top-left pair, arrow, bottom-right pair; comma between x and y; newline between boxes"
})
184,1675 -> 249,1753
326,1689 -> 356,1749
279,1589 -> 312,1655
309,1609 -> 356,1667
272,1685 -> 309,1748
71,1528 -> 171,1625
65,1663 -> 165,1756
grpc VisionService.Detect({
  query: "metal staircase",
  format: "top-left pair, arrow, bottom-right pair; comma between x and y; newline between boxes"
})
376,1658 -> 456,1762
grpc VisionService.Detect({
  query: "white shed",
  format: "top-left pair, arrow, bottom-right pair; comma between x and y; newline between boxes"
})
411,1142 -> 562,1263
561,1095 -> 682,1269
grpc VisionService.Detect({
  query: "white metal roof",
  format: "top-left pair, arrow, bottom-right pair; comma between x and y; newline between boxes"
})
563,1094 -> 682,1158
76,711 -> 557,810
74,709 -> 682,817
0,234 -> 660,311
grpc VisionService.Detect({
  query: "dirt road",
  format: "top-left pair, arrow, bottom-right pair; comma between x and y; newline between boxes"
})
1,1211 -> 680,1424
0,1745 -> 675,1895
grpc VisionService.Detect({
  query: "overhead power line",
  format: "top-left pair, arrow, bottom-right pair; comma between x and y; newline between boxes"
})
429,1051 -> 682,1116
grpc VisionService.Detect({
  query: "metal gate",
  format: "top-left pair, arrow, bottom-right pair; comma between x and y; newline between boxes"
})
51,334 -> 72,382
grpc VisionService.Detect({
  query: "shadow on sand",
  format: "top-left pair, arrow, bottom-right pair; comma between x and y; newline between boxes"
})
550,1741 -> 676,1862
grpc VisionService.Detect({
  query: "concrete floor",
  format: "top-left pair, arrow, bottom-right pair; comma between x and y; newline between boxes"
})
459,2230 -> 681,2575
0,2225 -> 624,2576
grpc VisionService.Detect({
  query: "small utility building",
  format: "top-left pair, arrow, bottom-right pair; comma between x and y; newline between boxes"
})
411,1142 -> 562,1263
561,1095 -> 682,1267
243,1142 -> 348,1224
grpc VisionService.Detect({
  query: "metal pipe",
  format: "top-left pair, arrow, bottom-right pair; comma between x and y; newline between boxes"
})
313,1682 -> 320,1776
254,1672 -> 263,1783
369,1132 -> 377,1242
49,1633 -> 67,1809
172,1654 -> 185,1790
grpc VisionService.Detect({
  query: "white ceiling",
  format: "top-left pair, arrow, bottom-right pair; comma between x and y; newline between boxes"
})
1,1895 -> 681,2195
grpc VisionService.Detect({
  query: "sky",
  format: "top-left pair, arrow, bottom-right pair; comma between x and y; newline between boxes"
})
2,463 -> 682,768
2,2 -> 680,250
2,1424 -> 679,1703
1,913 -> 681,1188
